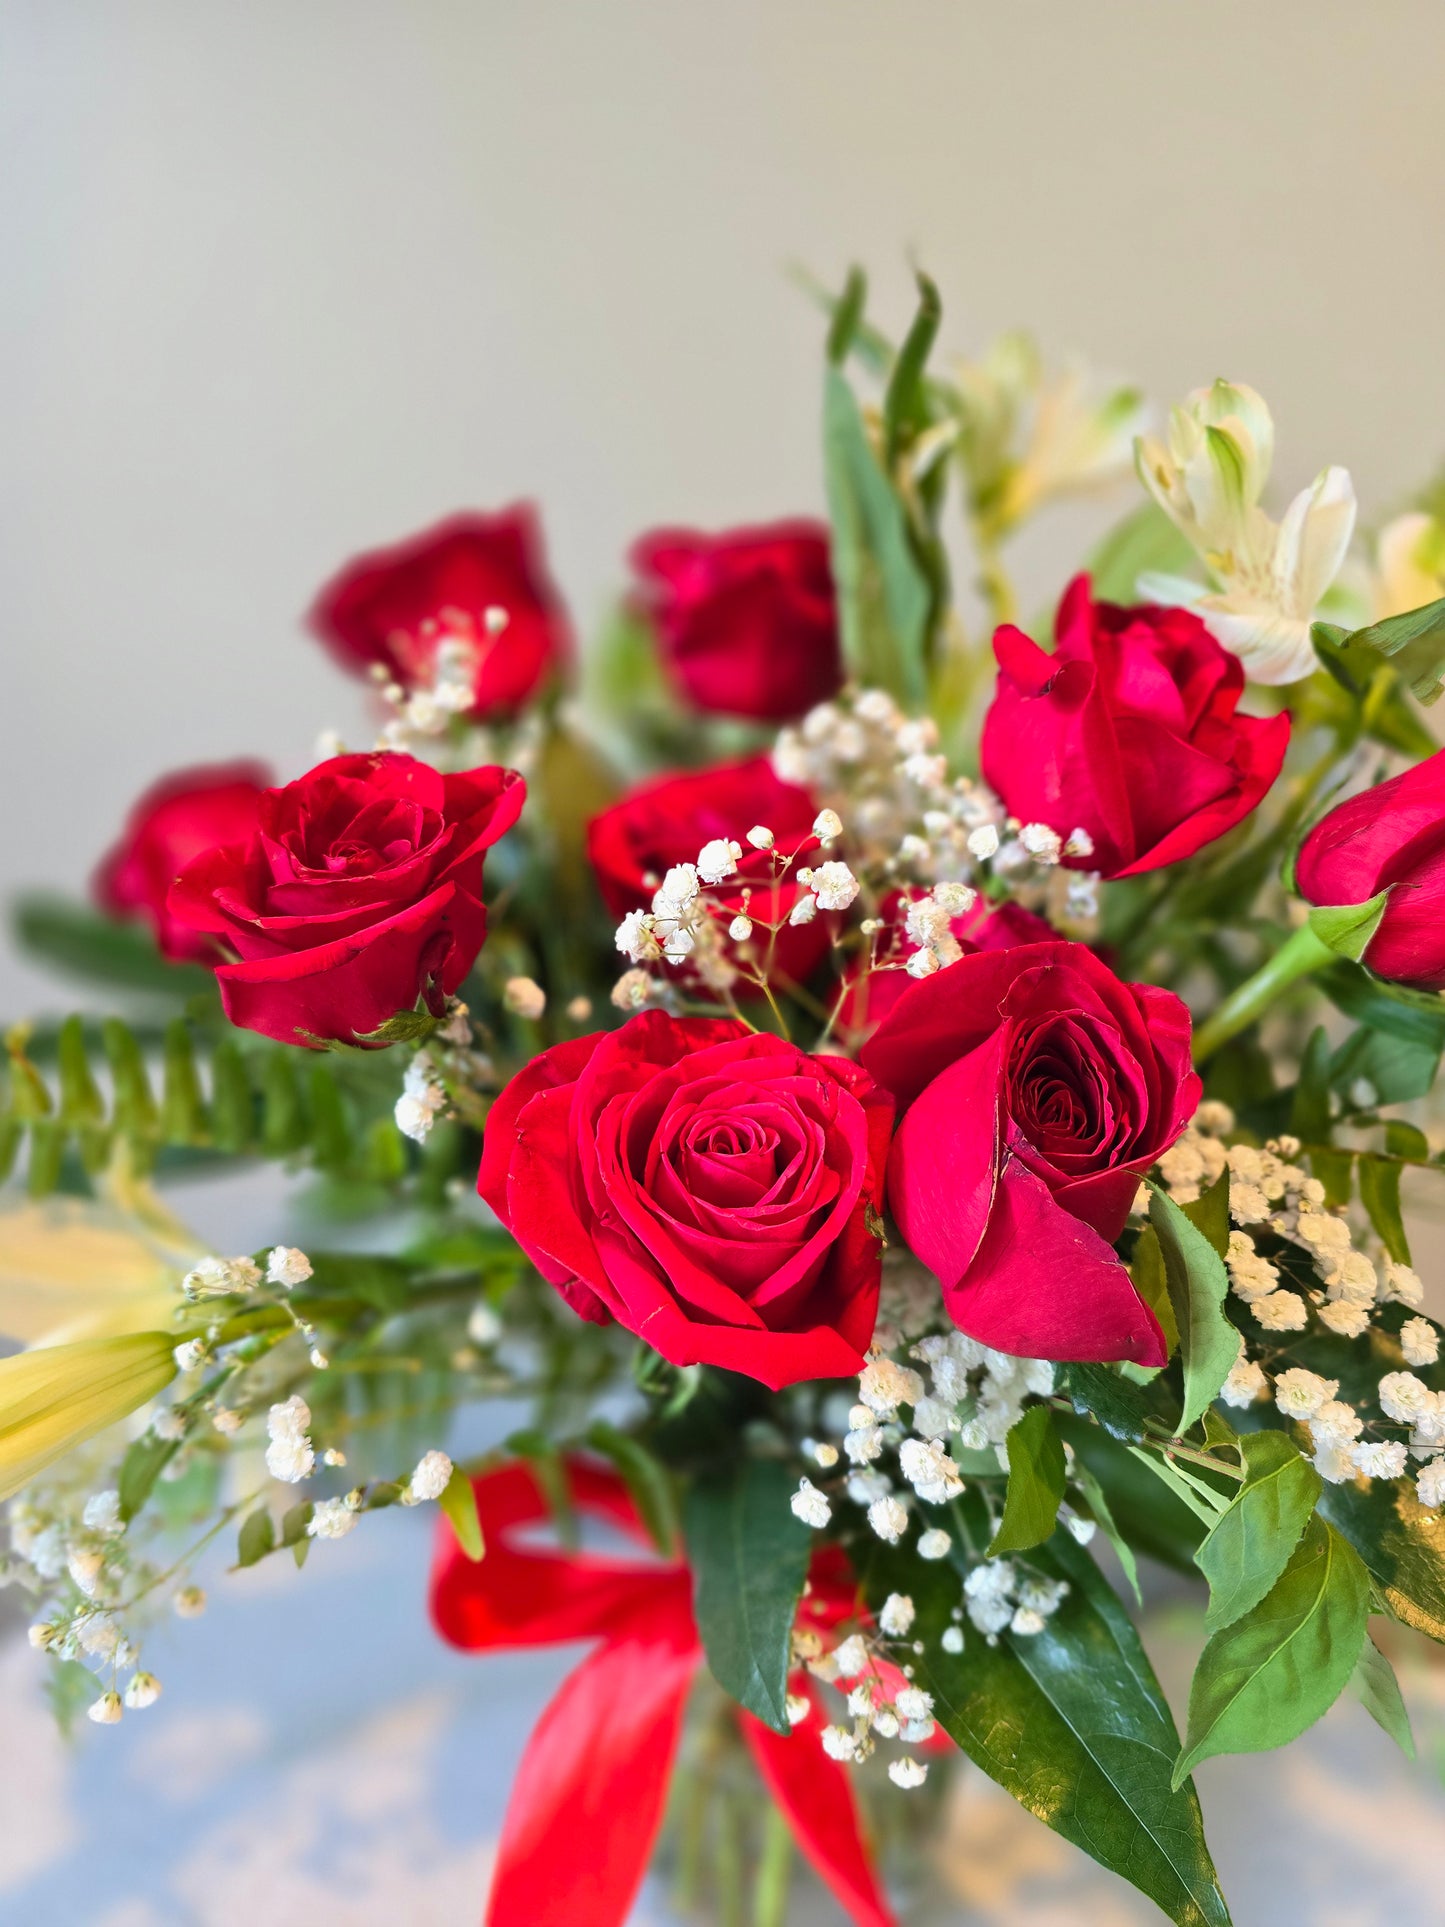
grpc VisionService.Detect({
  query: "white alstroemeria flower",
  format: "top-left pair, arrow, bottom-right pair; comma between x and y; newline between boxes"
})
1134,379 -> 1356,685
1372,511 -> 1445,619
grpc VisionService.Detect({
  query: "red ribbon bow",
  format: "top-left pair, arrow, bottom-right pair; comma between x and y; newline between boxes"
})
430,1458 -> 898,1927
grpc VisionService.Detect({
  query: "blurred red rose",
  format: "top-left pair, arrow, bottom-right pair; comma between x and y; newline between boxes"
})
981,575 -> 1290,878
631,522 -> 841,722
168,751 -> 524,1045
861,940 -> 1198,1365
478,1012 -> 894,1389
587,756 -> 829,987
1296,747 -> 1445,988
308,509 -> 571,719
94,761 -> 271,964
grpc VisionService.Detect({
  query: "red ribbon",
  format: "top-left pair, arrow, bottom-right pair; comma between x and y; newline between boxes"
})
430,1459 -> 898,1927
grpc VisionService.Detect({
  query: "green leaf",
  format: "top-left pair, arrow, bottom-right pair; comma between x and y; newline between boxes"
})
11,894 -> 213,998
161,1019 -> 207,1144
1318,1473 -> 1445,1646
1085,501 -> 1198,606
209,1041 -> 254,1154
353,1008 -> 440,1047
585,1422 -> 678,1556
824,263 -> 867,366
1180,1169 -> 1231,1259
1148,1184 -> 1238,1433
1320,959 -> 1445,1053
1351,1629 -> 1415,1758
437,1464 -> 484,1561
1326,592 -> 1445,707
1332,1024 -> 1441,1108
1310,623 -> 1439,758
1290,1025 -> 1334,1144
56,1016 -> 104,1128
1128,1447 -> 1232,1527
1057,1416 -> 1207,1574
989,1405 -> 1066,1554
1196,1431 -> 1321,1634
1071,1460 -> 1142,1605
1358,1151 -> 1410,1265
260,1049 -> 306,1156
280,1501 -> 313,1547
1057,1361 -> 1154,1443
883,271 -> 942,463
103,1018 -> 158,1139
236,1507 -> 275,1568
1129,1227 -> 1180,1360
1306,890 -> 1391,963
823,365 -> 932,707
1174,1515 -> 1369,1787
117,1431 -> 180,1523
683,1459 -> 810,1734
887,1508 -> 1231,1926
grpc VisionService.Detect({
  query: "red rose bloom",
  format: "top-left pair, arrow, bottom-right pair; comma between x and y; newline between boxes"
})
308,508 -> 571,719
478,1012 -> 894,1389
1296,747 -> 1445,989
587,757 -> 829,987
981,575 -> 1290,878
839,891 -> 1055,1038
95,761 -> 272,965
861,941 -> 1199,1365
167,752 -> 524,1046
631,521 -> 841,722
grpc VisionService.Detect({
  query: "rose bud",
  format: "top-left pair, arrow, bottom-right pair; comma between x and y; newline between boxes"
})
981,575 -> 1290,878
94,761 -> 271,963
861,940 -> 1199,1365
1296,746 -> 1445,989
630,522 -> 842,722
167,752 -> 524,1046
478,1012 -> 893,1389
308,508 -> 571,719
587,757 -> 830,987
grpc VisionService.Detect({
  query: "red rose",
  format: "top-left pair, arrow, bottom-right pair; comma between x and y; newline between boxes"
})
631,522 -> 842,722
981,576 -> 1290,878
477,1012 -> 894,1389
839,890 -> 1055,1038
861,941 -> 1199,1365
1296,748 -> 1445,989
167,752 -> 524,1045
94,761 -> 272,964
308,509 -> 571,719
587,757 -> 829,987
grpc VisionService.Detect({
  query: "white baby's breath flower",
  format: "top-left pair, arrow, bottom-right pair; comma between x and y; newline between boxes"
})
1353,1440 -> 1409,1480
788,892 -> 818,927
878,1593 -> 916,1638
408,1450 -> 454,1503
1273,1368 -> 1337,1420
502,977 -> 547,1020
308,1497 -> 359,1540
615,909 -> 661,964
791,1478 -> 831,1529
727,914 -> 753,942
266,1246 -> 313,1289
696,838 -> 741,884
1401,1317 -> 1440,1368
87,1692 -> 123,1726
173,1586 -> 207,1619
746,825 -> 775,851
812,808 -> 843,845
867,1496 -> 909,1544
889,1757 -> 928,1789
124,1672 -> 162,1710
1416,1458 -> 1445,1508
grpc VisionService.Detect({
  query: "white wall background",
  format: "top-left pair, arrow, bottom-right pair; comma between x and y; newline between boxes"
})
3,0 -> 1445,1011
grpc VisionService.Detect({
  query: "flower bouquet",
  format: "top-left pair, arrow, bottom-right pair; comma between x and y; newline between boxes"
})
6,268 -> 1445,1926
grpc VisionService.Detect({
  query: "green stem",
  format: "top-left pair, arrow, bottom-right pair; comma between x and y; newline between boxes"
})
1191,922 -> 1335,1064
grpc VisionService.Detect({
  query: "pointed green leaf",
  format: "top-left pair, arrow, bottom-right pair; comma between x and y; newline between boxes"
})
883,271 -> 942,462
684,1459 -> 810,1734
161,1019 -> 207,1144
1129,1226 -> 1180,1359
236,1507 -> 276,1568
1058,1361 -> 1154,1443
118,1431 -> 180,1523
1319,1473 -> 1445,1646
1307,889 -> 1391,962
1180,1169 -> 1231,1258
1071,1460 -> 1142,1605
1358,1151 -> 1410,1265
1148,1184 -> 1237,1432
1332,592 -> 1445,707
1351,1629 -> 1415,1758
585,1422 -> 678,1556
989,1404 -> 1066,1554
438,1463 -> 484,1561
823,366 -> 931,707
1174,1515 -> 1369,1787
878,1508 -> 1231,1926
1196,1431 -> 1321,1633
56,1016 -> 104,1128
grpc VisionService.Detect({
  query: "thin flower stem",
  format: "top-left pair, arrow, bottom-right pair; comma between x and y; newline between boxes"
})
1192,921 -> 1335,1063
